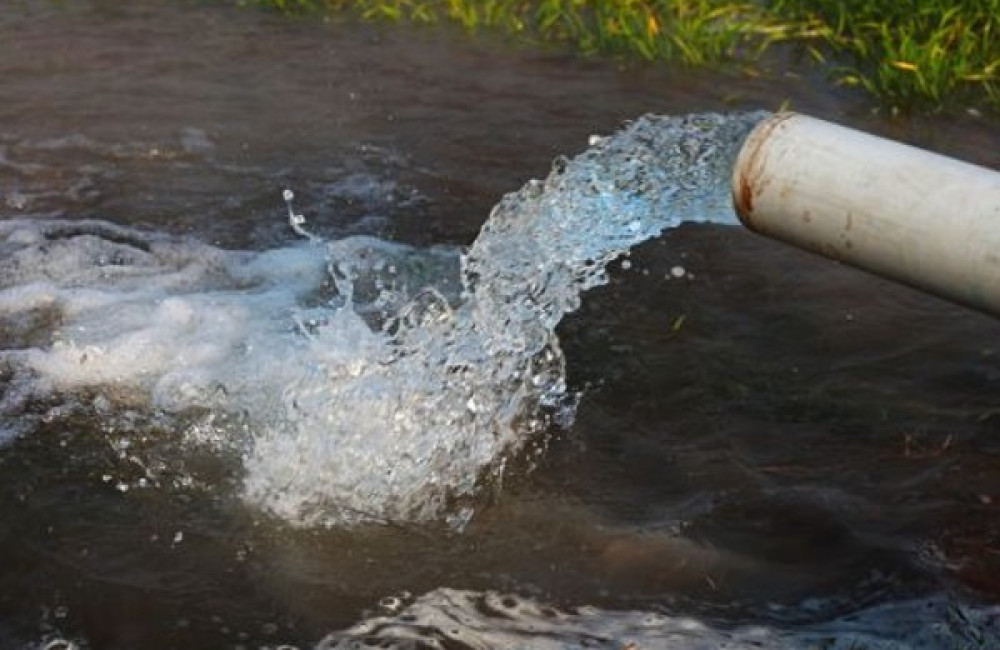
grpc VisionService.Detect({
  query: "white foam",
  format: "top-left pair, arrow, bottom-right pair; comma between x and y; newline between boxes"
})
0,220 -> 331,417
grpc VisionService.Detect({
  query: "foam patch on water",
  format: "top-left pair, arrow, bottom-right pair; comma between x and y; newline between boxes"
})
0,112 -> 766,527
0,218 -> 467,524
0,218 -> 328,416
319,588 -> 1000,649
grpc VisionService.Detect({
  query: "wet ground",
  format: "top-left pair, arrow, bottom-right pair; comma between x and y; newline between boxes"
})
1,1 -> 999,648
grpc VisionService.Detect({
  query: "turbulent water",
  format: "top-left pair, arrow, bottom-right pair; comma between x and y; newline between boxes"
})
320,588 -> 999,649
2,110 -> 999,649
0,112 -> 764,528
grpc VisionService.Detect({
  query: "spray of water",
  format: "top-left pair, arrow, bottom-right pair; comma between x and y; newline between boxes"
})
0,112 -> 767,527
244,111 -> 768,526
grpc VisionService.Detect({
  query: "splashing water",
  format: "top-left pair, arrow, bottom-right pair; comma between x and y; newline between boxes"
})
0,112 -> 766,527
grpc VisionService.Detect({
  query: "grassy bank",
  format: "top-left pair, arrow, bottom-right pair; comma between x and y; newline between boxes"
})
243,0 -> 1000,114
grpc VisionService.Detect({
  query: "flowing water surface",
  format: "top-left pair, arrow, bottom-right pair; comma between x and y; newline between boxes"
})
1,2 -> 999,649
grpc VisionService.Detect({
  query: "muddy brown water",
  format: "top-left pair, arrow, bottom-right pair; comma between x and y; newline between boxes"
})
1,1 -> 999,648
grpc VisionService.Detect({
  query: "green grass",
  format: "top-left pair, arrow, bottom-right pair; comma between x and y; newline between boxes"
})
770,0 -> 1000,113
240,0 -> 1000,114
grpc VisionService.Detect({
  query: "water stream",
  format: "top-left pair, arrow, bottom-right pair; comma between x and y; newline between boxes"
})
1,112 -> 765,528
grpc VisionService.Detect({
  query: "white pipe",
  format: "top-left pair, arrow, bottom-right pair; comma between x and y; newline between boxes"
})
732,112 -> 1000,316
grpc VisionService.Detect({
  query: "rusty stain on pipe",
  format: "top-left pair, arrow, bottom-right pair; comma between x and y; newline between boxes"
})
732,112 -> 795,228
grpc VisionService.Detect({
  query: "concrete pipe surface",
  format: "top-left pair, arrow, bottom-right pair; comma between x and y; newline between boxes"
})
732,112 -> 1000,316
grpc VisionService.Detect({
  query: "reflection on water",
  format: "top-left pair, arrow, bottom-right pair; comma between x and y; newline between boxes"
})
1,1 -> 999,649
320,588 -> 999,649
